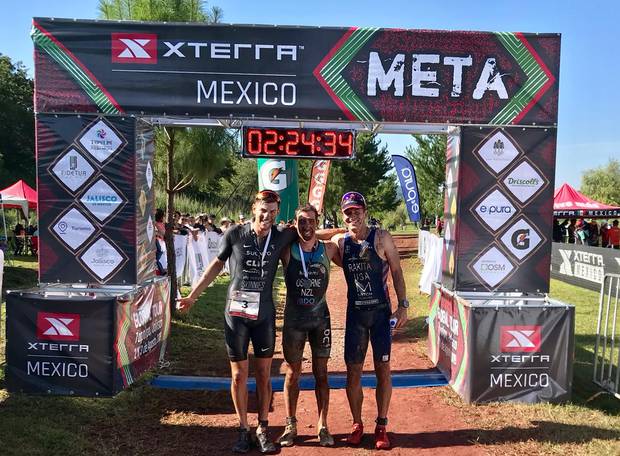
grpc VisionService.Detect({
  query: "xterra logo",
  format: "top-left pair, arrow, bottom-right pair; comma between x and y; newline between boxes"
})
112,33 -> 157,64
500,326 -> 541,352
36,312 -> 81,341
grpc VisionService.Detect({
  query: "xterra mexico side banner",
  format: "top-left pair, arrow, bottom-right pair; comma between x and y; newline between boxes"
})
32,18 -> 560,126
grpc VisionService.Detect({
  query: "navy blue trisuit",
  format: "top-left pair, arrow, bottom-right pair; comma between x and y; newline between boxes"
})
342,228 -> 392,364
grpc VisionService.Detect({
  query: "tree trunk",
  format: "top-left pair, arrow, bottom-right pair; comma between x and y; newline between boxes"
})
163,128 -> 178,315
330,208 -> 339,228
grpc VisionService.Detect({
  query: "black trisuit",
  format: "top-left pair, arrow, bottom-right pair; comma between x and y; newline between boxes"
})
217,223 -> 296,361
282,241 -> 332,363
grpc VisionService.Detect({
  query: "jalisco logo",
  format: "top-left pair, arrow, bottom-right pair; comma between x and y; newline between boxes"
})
79,236 -> 127,281
112,33 -> 158,64
79,178 -> 126,223
36,312 -> 81,341
500,325 -> 542,352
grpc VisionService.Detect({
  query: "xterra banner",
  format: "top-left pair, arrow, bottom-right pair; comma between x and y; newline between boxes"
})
6,277 -> 170,396
428,285 -> 574,403
551,243 -> 620,291
32,18 -> 560,126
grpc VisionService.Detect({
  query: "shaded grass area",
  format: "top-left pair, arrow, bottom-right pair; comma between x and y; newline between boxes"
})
402,257 -> 620,455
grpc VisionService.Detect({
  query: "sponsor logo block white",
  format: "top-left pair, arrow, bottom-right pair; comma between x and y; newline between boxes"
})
503,161 -> 545,204
80,179 -> 124,222
147,215 -> 154,242
474,189 -> 516,232
51,148 -> 96,192
146,161 -> 153,189
78,120 -> 124,163
476,131 -> 519,174
80,237 -> 125,280
42,317 -> 76,337
472,247 -> 514,287
500,218 -> 543,261
52,208 -> 96,250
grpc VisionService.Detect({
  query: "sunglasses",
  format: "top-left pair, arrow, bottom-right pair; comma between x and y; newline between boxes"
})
341,191 -> 366,206
255,190 -> 281,204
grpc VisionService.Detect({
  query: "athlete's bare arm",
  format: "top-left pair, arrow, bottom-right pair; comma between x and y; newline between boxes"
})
317,227 -> 346,240
281,245 -> 291,269
324,240 -> 342,267
176,258 -> 225,312
377,229 -> 408,329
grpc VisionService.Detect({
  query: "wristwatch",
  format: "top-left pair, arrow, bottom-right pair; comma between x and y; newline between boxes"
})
398,299 -> 410,309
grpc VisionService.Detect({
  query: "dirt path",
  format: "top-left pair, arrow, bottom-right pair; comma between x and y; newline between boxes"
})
263,234 -> 483,455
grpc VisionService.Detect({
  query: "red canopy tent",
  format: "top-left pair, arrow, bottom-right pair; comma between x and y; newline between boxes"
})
554,183 -> 620,218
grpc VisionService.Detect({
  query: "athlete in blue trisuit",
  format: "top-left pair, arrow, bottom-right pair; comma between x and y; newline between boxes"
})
331,191 -> 409,450
277,204 -> 341,447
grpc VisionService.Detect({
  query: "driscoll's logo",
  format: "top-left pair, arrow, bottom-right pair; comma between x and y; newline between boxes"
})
36,312 -> 81,341
112,33 -> 158,64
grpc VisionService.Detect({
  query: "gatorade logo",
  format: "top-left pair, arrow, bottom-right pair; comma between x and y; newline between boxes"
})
260,160 -> 288,191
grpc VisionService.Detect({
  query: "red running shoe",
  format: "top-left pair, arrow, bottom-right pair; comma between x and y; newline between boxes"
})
347,423 -> 364,445
374,425 -> 390,450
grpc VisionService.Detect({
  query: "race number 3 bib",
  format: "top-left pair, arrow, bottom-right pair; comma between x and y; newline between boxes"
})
228,290 -> 260,320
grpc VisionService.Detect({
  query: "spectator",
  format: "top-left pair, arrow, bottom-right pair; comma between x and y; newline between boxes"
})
588,220 -> 599,246
576,219 -> 589,245
238,213 -> 247,225
155,208 -> 165,240
206,214 -> 222,234
436,218 -> 443,236
552,219 -> 563,242
609,220 -> 620,249
219,217 -> 232,232
601,220 -> 610,247
566,219 -> 576,243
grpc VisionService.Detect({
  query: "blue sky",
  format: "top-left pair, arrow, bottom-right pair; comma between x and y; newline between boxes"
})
2,0 -> 618,189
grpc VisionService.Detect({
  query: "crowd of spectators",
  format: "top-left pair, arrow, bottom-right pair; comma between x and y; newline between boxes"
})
553,218 -> 620,249
155,209 -> 250,242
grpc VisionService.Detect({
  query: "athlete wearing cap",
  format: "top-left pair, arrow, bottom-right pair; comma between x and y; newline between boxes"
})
331,191 -> 408,450
178,190 -> 295,454
277,204 -> 341,447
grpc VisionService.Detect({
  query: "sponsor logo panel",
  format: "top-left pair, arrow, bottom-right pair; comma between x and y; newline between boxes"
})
79,236 -> 127,281
36,312 -> 80,341
502,160 -> 546,204
79,178 -> 126,223
473,188 -> 516,233
499,217 -> 544,262
500,325 -> 542,352
51,206 -> 97,251
470,246 -> 515,288
49,147 -> 96,193
77,118 -> 126,164
475,130 -> 520,175
111,33 -> 157,64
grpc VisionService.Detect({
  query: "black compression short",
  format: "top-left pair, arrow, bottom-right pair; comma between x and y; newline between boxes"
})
224,316 -> 275,362
282,316 -> 331,363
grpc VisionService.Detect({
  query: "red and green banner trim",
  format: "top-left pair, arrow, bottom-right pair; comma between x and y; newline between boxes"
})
314,27 -> 379,122
31,20 -> 123,115
491,32 -> 556,125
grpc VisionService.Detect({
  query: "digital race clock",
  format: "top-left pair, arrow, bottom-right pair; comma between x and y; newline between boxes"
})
241,127 -> 355,160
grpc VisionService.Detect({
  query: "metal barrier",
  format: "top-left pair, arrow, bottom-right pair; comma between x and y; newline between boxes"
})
593,273 -> 620,399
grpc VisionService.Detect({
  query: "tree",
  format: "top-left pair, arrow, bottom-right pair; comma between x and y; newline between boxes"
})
0,54 -> 35,188
318,134 -> 399,226
99,0 -> 228,308
405,135 -> 446,218
580,158 -> 620,206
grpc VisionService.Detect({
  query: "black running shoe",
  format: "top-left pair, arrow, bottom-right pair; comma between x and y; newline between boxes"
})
255,427 -> 277,454
232,427 -> 251,454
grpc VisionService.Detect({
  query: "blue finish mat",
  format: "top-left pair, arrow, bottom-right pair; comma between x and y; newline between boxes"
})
151,370 -> 448,392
